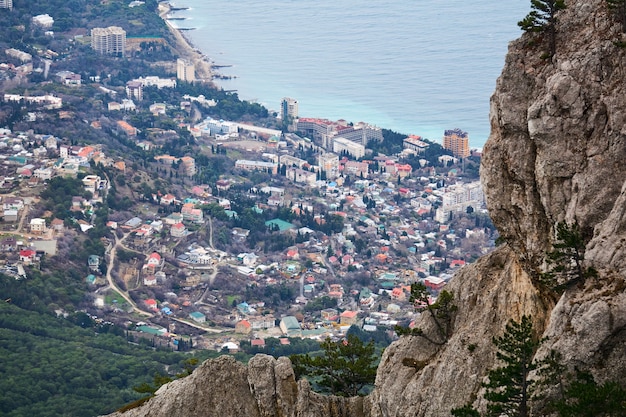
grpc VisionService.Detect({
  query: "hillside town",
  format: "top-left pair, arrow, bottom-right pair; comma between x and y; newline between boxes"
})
0,0 -> 496,353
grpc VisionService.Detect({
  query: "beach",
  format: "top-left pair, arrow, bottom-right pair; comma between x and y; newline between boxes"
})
158,2 -> 214,83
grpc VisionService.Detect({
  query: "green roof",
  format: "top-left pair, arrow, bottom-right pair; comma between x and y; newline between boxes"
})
137,325 -> 166,335
265,218 -> 295,232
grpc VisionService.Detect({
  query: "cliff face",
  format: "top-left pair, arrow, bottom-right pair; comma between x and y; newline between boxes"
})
105,1 -> 626,415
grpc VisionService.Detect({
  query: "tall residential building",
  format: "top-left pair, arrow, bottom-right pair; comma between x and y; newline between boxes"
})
443,128 -> 470,158
91,26 -> 126,57
281,97 -> 298,121
177,58 -> 195,82
0,0 -> 13,10
318,152 -> 339,180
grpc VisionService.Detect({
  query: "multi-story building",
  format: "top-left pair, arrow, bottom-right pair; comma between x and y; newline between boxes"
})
318,152 -> 339,180
435,181 -> 485,222
179,156 -> 196,177
280,97 -> 298,121
91,26 -> 126,57
332,136 -> 365,159
126,80 -> 143,101
343,160 -> 369,178
287,167 -> 316,185
403,135 -> 429,154
0,0 -> 13,10
177,58 -> 195,82
235,160 -> 278,175
279,155 -> 307,169
443,128 -> 470,158
331,122 -> 383,147
32,14 -> 54,28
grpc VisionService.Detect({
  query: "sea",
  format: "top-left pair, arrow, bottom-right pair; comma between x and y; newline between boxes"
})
171,0 -> 529,149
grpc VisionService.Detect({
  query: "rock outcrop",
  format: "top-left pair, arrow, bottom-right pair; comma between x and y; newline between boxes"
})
107,355 -> 367,417
105,1 -> 626,415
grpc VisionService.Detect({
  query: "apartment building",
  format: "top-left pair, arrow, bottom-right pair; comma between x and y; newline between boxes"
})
443,128 -> 470,158
332,136 -> 365,159
91,26 -> 126,57
177,58 -> 195,82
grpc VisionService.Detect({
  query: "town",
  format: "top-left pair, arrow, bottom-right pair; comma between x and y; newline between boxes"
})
0,1 -> 496,357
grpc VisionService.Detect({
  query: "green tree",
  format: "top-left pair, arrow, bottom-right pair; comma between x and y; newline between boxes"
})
550,369 -> 626,416
483,315 -> 540,417
607,0 -> 626,33
518,0 -> 566,57
541,222 -> 596,292
394,283 -> 457,345
290,334 -> 378,396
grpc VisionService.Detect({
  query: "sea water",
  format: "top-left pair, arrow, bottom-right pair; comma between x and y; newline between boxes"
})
172,0 -> 528,148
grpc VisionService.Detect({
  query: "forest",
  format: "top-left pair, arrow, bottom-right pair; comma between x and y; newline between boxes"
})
0,301 -> 219,416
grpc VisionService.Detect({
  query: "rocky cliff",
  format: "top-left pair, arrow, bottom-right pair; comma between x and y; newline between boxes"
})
105,1 -> 626,415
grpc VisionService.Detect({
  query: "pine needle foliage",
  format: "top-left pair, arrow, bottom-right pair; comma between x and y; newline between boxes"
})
394,283 -> 457,345
540,222 -> 596,292
290,334 -> 378,397
483,315 -> 541,417
518,0 -> 566,57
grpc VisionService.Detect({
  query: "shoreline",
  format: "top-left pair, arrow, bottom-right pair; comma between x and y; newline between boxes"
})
158,2 -> 216,84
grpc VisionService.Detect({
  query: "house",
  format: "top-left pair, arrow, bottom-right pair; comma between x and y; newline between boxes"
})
249,315 -> 275,330
85,254 -> 100,271
340,310 -> 358,326
251,338 -> 265,348
160,193 -> 176,205
145,252 -> 162,273
3,209 -> 18,222
170,222 -> 186,237
29,218 -> 47,234
50,218 -> 64,233
143,275 -> 157,286
321,308 -> 339,321
239,252 -> 258,267
145,299 -> 158,311
189,311 -> 206,323
19,249 -> 37,265
279,316 -> 301,336
235,319 -> 252,334
1,236 -> 17,251
425,276 -> 446,291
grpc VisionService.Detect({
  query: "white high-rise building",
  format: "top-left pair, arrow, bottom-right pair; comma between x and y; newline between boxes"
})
91,26 -> 126,57
177,58 -> 195,82
0,0 -> 13,10
281,97 -> 298,121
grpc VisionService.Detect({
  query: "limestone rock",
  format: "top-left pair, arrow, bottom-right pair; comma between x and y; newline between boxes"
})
104,355 -> 364,417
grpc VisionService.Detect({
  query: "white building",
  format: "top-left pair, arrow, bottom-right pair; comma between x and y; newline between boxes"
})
32,14 -> 54,28
30,218 -> 47,234
177,58 -> 195,82
332,136 -> 365,159
91,26 -> 126,57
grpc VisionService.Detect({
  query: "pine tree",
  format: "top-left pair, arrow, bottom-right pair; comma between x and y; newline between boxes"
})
290,334 -> 378,396
483,315 -> 540,417
540,222 -> 596,292
394,283 -> 457,345
518,0 -> 566,57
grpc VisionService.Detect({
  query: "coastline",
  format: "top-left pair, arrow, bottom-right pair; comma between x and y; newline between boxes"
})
158,2 -> 215,83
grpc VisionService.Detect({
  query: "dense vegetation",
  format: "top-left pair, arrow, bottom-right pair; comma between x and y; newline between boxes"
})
0,301 -> 218,416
